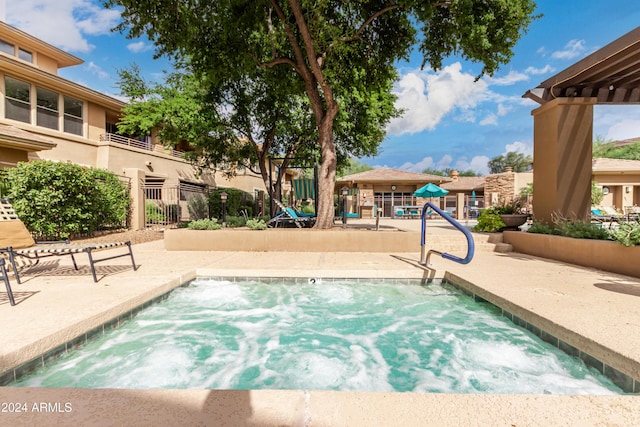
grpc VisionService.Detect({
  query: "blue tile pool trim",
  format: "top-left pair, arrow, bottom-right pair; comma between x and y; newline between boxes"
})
2,275 -> 638,393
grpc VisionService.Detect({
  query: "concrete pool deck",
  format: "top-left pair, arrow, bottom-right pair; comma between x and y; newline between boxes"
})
0,219 -> 639,426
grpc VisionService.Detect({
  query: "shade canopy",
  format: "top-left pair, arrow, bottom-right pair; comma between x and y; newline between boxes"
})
414,183 -> 449,198
293,178 -> 316,199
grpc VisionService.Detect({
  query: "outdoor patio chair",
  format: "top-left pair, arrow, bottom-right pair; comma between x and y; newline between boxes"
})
269,199 -> 315,228
590,208 -> 620,229
0,258 -> 14,306
0,199 -> 137,284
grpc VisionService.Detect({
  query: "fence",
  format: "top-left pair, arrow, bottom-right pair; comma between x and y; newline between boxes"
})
143,182 -> 209,228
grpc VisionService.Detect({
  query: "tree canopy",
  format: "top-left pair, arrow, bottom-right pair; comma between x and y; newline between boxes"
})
105,0 -> 538,228
422,167 -> 480,177
593,135 -> 640,160
488,151 -> 533,174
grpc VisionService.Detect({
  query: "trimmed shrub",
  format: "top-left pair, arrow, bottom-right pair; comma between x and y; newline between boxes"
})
187,218 -> 222,230
246,218 -> 267,230
6,160 -> 130,239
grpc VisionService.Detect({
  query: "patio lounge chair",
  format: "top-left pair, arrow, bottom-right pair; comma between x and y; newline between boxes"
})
0,199 -> 137,284
1,258 -> 14,306
268,200 -> 315,228
590,208 -> 620,229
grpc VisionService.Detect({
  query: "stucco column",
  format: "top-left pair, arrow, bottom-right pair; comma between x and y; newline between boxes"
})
456,192 -> 465,220
123,168 -> 146,230
531,97 -> 597,224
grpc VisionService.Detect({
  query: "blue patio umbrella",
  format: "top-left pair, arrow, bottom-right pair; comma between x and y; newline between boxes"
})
413,182 -> 449,199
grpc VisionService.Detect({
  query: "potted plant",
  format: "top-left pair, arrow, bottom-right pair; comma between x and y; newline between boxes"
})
494,196 -> 528,230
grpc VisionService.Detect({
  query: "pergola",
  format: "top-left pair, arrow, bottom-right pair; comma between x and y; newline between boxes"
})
523,26 -> 640,223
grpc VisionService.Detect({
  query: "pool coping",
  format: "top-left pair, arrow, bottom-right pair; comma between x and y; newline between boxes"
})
2,273 -> 637,394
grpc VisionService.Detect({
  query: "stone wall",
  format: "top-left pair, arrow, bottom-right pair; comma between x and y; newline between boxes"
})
484,171 -> 516,206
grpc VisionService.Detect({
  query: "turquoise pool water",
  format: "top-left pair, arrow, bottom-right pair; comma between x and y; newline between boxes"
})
12,278 -> 622,394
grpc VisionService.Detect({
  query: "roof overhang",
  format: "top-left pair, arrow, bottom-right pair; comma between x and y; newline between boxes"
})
524,26 -> 640,105
0,125 -> 56,152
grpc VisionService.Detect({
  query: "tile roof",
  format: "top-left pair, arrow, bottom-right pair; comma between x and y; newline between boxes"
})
336,167 -> 452,184
592,158 -> 640,172
441,176 -> 485,191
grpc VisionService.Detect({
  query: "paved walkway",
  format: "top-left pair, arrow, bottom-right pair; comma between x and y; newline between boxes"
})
1,220 -> 639,426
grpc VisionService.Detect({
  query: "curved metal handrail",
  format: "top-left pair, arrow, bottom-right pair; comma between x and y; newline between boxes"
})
420,202 -> 475,265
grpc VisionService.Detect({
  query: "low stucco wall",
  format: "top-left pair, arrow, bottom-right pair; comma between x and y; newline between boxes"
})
164,229 -> 420,252
503,231 -> 640,278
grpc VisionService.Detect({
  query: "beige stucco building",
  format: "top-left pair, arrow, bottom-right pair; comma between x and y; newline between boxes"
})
0,22 -> 266,229
592,158 -> 640,213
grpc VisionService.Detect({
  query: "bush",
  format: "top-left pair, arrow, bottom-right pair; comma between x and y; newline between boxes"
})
187,193 -> 209,220
6,160 -> 130,239
225,215 -> 246,228
474,209 -> 506,232
209,188 -> 254,219
528,219 -> 611,241
246,218 -> 267,230
610,223 -> 640,246
187,218 -> 222,230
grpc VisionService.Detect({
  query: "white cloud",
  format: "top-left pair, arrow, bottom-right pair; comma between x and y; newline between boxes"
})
484,70 -> 529,86
387,63 -> 490,136
480,114 -> 497,126
497,104 -> 512,116
504,141 -> 533,156
552,39 -> 586,60
454,156 -> 491,175
6,0 -> 120,53
398,156 -> 434,173
127,41 -> 153,53
86,61 -> 109,80
524,64 -> 554,75
594,106 -> 640,141
604,120 -> 640,141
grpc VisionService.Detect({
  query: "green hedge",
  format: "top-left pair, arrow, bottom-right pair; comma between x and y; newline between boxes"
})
5,160 -> 130,239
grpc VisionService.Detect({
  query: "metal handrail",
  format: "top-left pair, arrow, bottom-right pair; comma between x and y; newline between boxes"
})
420,202 -> 475,266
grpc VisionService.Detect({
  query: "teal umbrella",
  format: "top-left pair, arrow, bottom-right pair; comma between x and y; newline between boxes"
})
414,183 -> 449,198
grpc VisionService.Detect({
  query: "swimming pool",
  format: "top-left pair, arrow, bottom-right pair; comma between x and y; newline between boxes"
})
11,278 -> 622,394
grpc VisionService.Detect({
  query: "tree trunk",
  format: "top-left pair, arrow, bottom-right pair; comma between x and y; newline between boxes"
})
313,117 -> 338,229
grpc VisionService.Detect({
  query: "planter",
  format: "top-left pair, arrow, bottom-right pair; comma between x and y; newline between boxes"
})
499,214 -> 528,230
503,231 -> 640,278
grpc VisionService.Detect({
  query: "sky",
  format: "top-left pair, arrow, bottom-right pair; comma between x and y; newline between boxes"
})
4,0 -> 640,175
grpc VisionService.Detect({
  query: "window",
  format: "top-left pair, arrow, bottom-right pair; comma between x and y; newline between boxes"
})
63,96 -> 83,135
18,48 -> 32,63
0,39 -> 14,55
5,76 -> 31,123
37,87 -> 59,130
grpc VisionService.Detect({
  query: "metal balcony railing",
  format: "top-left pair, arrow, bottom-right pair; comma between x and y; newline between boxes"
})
100,133 -> 186,159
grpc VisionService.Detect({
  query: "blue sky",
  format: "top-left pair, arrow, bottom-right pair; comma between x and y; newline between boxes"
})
4,0 -> 640,175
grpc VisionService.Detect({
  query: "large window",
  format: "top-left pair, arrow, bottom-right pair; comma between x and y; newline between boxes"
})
0,39 -> 14,55
37,87 -> 59,130
5,76 -> 31,123
63,96 -> 83,136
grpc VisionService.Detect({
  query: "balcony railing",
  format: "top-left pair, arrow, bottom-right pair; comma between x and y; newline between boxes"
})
100,133 -> 185,159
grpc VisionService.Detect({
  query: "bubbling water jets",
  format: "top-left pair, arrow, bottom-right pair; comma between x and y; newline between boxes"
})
9,279 -> 625,395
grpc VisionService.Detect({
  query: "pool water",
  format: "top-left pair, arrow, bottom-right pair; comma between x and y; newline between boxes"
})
12,278 -> 622,394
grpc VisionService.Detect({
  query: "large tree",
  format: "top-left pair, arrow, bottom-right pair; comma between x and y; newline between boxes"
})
105,0 -> 538,228
488,151 -> 533,173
